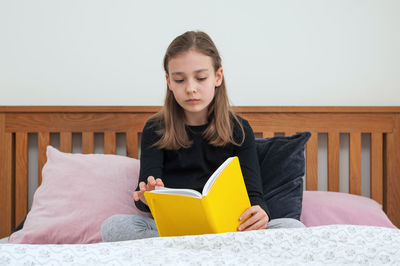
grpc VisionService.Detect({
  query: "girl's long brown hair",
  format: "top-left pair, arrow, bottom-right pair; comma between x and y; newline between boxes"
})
151,31 -> 244,150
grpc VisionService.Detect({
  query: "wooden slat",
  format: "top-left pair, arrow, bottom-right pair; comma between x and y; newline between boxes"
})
60,132 -> 72,153
262,132 -> 274,138
104,132 -> 116,154
5,112 -> 395,133
349,132 -> 362,195
2,106 -> 400,113
386,115 -> 400,227
328,132 -> 340,192
306,132 -> 318,190
6,113 -> 151,132
82,132 -> 94,154
236,106 -> 400,113
285,131 -> 297,137
0,106 -> 163,113
15,132 -> 28,227
0,114 -> 12,238
370,133 -> 383,205
240,113 -> 394,133
38,132 -> 50,185
126,131 -> 139,159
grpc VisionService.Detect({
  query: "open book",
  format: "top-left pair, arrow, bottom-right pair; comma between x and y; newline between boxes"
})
144,156 -> 251,237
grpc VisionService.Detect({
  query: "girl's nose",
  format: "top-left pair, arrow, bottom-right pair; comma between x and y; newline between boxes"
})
186,80 -> 197,93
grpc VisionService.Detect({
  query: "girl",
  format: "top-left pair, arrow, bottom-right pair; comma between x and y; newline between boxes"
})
101,31 -> 304,241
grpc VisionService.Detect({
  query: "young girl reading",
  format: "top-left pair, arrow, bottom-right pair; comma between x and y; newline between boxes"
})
101,31 -> 304,241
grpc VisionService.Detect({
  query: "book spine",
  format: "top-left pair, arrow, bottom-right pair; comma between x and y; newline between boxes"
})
201,197 -> 219,233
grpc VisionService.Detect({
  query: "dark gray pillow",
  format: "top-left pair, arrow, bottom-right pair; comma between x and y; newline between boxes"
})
255,132 -> 311,220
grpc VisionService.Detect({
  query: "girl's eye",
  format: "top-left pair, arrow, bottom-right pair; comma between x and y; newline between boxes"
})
174,80 -> 184,83
198,77 -> 207,81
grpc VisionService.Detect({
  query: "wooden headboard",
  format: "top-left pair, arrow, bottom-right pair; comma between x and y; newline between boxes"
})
1,106 -> 399,237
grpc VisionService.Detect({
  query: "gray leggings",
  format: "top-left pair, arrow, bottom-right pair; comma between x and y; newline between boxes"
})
101,214 -> 305,242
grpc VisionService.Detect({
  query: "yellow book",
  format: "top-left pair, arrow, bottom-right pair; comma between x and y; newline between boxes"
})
144,156 -> 251,237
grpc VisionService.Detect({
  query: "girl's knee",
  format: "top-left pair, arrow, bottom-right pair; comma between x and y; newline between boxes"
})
267,218 -> 305,229
284,218 -> 305,228
100,214 -> 158,242
100,214 -> 133,242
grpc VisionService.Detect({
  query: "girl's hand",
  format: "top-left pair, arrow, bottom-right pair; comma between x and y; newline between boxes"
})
133,176 -> 164,206
237,205 -> 269,231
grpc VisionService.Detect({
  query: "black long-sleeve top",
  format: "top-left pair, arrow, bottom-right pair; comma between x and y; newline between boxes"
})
135,115 -> 269,217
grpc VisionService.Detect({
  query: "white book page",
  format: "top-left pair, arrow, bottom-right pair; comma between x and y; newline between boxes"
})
150,186 -> 202,199
202,157 -> 234,196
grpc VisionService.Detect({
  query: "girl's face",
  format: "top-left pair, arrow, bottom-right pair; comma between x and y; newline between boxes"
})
166,49 -> 223,126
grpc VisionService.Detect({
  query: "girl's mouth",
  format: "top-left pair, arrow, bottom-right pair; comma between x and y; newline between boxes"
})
186,99 -> 200,103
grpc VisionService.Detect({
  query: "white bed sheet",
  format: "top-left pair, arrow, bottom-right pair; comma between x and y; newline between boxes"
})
1,225 -> 399,266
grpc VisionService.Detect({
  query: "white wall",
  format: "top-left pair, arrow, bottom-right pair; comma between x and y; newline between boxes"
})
1,0 -> 399,105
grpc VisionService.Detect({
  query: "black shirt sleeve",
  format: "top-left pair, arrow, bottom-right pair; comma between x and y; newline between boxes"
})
134,120 -> 164,212
234,118 -> 270,218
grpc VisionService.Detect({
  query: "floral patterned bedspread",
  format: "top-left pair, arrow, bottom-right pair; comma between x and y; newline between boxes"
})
1,225 -> 399,266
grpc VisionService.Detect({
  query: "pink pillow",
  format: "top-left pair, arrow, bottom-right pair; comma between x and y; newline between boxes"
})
300,191 -> 396,228
9,146 -> 150,244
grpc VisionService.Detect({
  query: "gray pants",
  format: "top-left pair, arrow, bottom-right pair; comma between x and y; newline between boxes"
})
101,214 -> 305,242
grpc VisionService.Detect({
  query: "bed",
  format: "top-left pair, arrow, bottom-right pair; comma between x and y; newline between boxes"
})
0,106 -> 399,265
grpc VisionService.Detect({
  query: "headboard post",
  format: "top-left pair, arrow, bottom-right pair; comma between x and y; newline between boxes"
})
385,114 -> 400,227
0,114 -> 13,238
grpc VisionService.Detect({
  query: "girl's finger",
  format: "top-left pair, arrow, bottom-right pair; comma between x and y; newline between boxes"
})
133,191 -> 143,201
238,207 -> 266,231
147,176 -> 156,186
239,206 -> 258,221
155,178 -> 164,187
146,182 -> 155,191
250,214 -> 268,230
133,191 -> 138,201
139,181 -> 146,191
238,213 -> 260,231
243,219 -> 266,231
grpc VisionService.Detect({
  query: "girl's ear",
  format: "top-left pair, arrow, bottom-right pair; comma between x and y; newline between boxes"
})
215,67 -> 223,87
